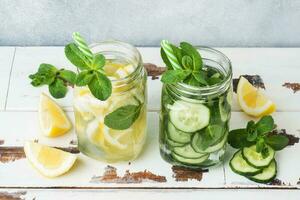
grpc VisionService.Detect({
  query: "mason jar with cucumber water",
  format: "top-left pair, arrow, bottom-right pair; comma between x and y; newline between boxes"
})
159,41 -> 232,168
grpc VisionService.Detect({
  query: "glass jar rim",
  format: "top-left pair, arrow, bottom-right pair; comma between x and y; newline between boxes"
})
167,46 -> 232,96
89,40 -> 143,84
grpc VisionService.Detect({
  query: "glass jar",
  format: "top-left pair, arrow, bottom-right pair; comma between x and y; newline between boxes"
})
159,47 -> 232,168
74,41 -> 147,162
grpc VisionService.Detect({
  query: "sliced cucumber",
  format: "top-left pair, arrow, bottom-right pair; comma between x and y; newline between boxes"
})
169,100 -> 210,132
242,145 -> 275,168
171,152 -> 209,165
219,97 -> 231,122
247,160 -> 277,183
166,137 -> 186,147
192,128 -> 227,153
173,144 -> 207,159
167,121 -> 192,143
230,150 -> 262,176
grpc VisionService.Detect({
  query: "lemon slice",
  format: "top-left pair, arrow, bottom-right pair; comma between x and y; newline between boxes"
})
24,141 -> 77,177
39,93 -> 72,137
86,118 -> 105,147
237,76 -> 276,117
103,126 -> 131,150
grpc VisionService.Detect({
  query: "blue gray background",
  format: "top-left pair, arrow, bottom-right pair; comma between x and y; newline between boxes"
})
1,0 -> 300,47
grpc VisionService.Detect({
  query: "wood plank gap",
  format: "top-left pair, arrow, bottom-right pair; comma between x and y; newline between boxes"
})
0,186 -> 298,190
4,48 -> 16,111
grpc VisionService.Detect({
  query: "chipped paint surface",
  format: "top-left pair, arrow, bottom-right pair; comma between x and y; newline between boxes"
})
91,165 -> 167,183
0,191 -> 26,200
0,146 -> 79,163
0,147 -> 26,163
282,82 -> 300,93
268,178 -> 290,186
144,63 -> 165,80
172,166 -> 208,182
233,75 -> 265,93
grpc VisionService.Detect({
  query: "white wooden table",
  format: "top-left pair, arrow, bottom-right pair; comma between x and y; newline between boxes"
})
0,47 -> 299,199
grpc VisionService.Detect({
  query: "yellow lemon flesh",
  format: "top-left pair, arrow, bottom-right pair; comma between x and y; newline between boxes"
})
24,141 -> 77,178
237,76 -> 276,117
39,93 -> 72,137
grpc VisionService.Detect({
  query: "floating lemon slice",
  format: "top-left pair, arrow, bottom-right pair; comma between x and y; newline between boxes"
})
237,76 -> 276,117
24,141 -> 77,177
39,93 -> 72,137
86,118 -> 106,148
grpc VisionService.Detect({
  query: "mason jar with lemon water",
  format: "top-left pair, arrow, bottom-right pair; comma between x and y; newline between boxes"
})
74,41 -> 147,162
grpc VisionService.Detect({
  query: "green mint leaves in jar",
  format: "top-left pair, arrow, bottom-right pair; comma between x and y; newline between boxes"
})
160,40 -> 222,86
29,32 -> 112,101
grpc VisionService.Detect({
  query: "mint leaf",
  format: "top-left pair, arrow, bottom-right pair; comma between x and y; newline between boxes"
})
228,129 -> 255,149
203,125 -> 224,148
59,69 -> 76,84
38,63 -> 57,75
256,115 -> 274,135
171,44 -> 183,66
261,145 -> 270,158
192,71 -> 208,85
207,77 -> 222,85
161,70 -> 191,84
49,79 -> 67,98
29,64 -> 57,86
104,104 -> 142,130
246,121 -> 258,142
181,56 -> 193,69
65,43 -> 91,70
76,70 -> 94,86
161,48 -> 173,70
266,135 -> 289,150
92,54 -> 105,69
185,75 -> 200,86
88,71 -> 112,101
180,42 -> 202,70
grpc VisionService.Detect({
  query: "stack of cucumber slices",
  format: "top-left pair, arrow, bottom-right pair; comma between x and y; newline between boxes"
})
230,145 -> 277,183
165,100 -> 229,166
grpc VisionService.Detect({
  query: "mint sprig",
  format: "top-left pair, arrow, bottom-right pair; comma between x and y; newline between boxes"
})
29,33 -> 112,101
29,63 -> 76,98
160,40 -> 220,87
228,115 -> 289,157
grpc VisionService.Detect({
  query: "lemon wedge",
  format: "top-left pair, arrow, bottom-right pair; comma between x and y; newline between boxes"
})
39,93 -> 72,137
237,76 -> 276,117
24,141 -> 77,177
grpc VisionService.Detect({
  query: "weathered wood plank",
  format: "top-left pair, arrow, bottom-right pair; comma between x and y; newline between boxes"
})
0,47 -> 15,110
1,189 -> 300,200
0,111 -> 299,188
0,112 -> 225,188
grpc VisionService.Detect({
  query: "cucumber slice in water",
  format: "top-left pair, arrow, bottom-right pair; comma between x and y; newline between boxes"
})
169,100 -> 210,132
242,145 -> 275,168
166,137 -> 186,147
173,144 -> 207,159
167,121 -> 192,143
247,160 -> 277,183
219,97 -> 231,122
171,152 -> 209,165
230,150 -> 262,176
